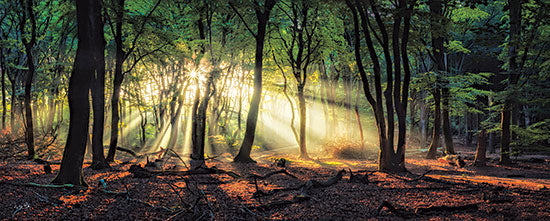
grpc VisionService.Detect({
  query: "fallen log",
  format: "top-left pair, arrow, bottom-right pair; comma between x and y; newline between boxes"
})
116,146 -> 138,157
255,169 -> 346,211
128,164 -> 241,179
376,200 -> 413,218
415,203 -> 479,215
248,169 -> 297,180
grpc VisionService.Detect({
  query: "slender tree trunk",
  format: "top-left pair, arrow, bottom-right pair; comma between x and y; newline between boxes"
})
90,8 -> 109,169
500,0 -> 521,164
191,77 -> 213,166
297,84 -> 308,159
19,0 -> 37,160
426,88 -> 441,159
1,53 -> 6,129
10,81 -> 15,131
106,0 -> 125,162
234,3 -> 274,162
442,87 -> 454,154
52,0 -> 100,186
354,84 -> 365,153
426,0 -> 444,159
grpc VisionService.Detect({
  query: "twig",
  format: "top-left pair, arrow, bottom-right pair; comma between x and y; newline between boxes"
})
127,196 -> 173,213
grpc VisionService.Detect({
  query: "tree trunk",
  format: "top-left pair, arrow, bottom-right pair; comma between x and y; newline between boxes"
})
474,129 -> 487,167
500,0 -> 521,164
442,87 -> 454,154
234,2 -> 275,162
106,0 -> 125,162
1,52 -> 6,129
90,8 -> 109,169
297,84 -> 309,159
52,0 -> 100,186
19,0 -> 37,160
191,77 -> 212,166
354,85 -> 365,153
426,0 -> 444,159
10,80 -> 16,131
426,88 -> 441,159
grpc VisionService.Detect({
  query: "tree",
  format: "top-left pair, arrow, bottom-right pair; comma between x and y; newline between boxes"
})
346,0 -> 415,171
90,1 -> 109,170
230,0 -> 277,163
106,0 -> 163,162
52,0 -> 102,186
425,0 -> 444,159
18,0 -> 36,159
275,0 -> 323,159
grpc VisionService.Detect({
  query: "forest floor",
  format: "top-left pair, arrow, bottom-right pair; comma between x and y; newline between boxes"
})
1,144 -> 549,220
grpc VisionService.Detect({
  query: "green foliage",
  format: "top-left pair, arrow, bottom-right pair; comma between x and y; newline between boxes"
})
512,119 -> 550,148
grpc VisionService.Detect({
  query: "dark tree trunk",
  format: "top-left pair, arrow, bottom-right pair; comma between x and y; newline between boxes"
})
426,0 -> 444,159
106,0 -> 125,162
19,0 -> 37,160
347,0 -> 413,172
90,6 -> 109,169
426,88 -> 441,159
52,0 -> 100,186
233,0 -> 276,163
10,80 -> 15,130
442,87 -> 455,154
474,129 -> 487,167
500,0 -> 521,164
354,84 -> 365,152
1,51 -> 5,129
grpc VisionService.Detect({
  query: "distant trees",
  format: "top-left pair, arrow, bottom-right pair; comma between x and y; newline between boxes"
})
106,0 -> 163,162
0,0 -> 548,175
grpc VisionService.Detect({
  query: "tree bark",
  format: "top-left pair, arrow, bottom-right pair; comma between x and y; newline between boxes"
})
500,0 -> 521,164
426,88 -> 441,159
52,0 -> 100,186
233,0 -> 276,163
106,0 -> 125,162
90,5 -> 109,169
19,0 -> 37,160
297,84 -> 308,159
442,87 -> 455,154
474,129 -> 487,166
426,0 -> 444,159
1,51 -> 5,129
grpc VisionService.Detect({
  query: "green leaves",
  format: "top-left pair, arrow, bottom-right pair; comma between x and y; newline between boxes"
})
451,7 -> 489,23
445,40 -> 471,54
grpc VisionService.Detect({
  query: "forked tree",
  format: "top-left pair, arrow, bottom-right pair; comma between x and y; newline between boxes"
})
346,0 -> 415,172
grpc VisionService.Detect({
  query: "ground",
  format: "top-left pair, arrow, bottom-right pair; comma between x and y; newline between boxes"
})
1,145 -> 549,220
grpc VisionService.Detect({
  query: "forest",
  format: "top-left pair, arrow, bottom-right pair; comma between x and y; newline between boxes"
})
0,0 -> 549,219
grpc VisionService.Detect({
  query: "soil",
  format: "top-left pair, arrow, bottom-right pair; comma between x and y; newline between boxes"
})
1,145 -> 549,220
